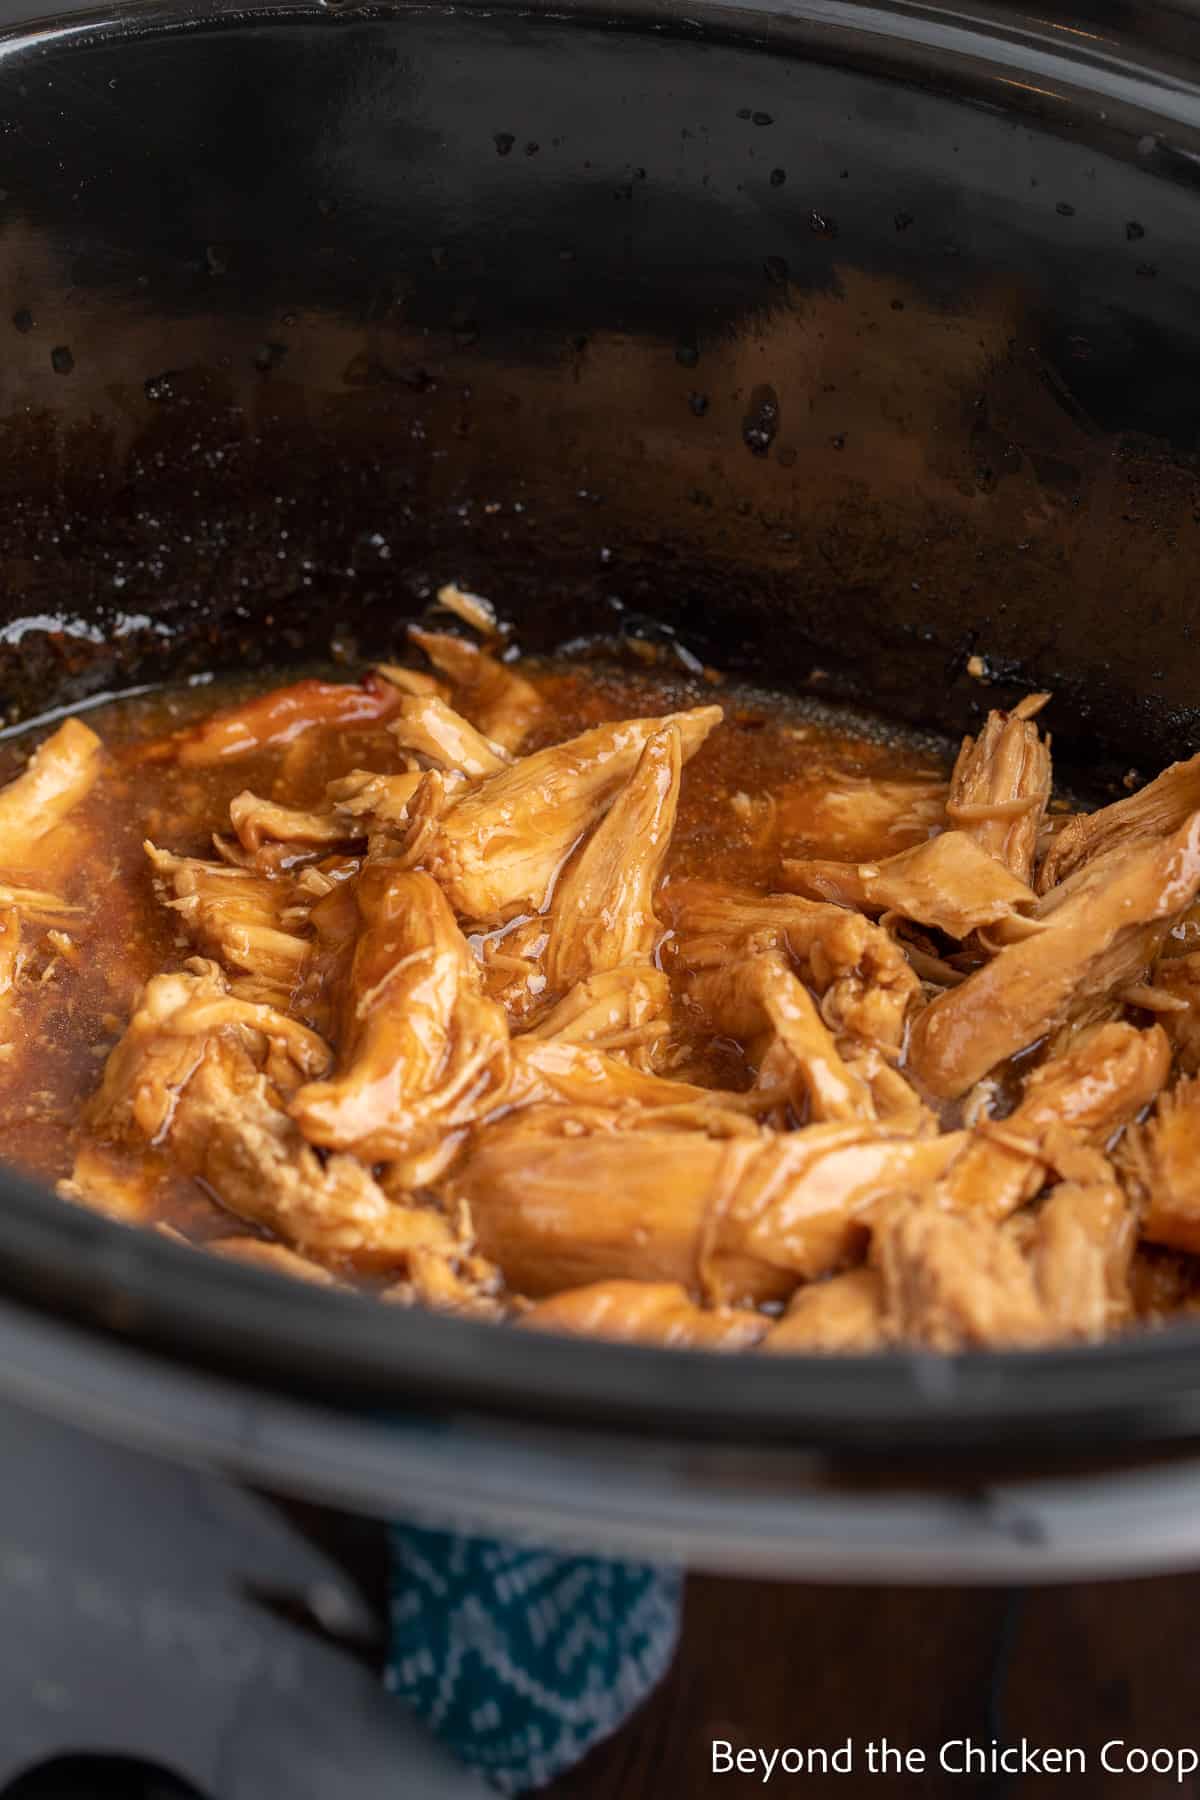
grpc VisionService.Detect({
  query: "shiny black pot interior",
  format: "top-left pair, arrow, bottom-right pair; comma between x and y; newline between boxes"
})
2,0 -> 1200,1456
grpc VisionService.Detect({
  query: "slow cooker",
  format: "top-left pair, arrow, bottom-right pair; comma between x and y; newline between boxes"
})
1,0 -> 1200,1787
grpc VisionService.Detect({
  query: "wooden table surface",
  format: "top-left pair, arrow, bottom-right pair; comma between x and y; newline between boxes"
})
547,1572 -> 1200,1796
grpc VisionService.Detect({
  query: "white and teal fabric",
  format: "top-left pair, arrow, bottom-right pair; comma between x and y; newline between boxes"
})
386,1523 -> 683,1792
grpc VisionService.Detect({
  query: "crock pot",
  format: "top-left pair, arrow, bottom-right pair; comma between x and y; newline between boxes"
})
0,0 -> 1199,1583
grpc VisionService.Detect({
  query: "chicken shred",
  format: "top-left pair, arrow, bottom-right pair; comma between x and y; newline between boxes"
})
523,1279 -> 768,1348
406,706 -> 721,922
946,693 -> 1051,884
3,652 -> 1196,1353
409,627 -> 544,753
908,813 -> 1200,1099
782,831 -> 1036,940
1038,750 -> 1200,893
543,725 -> 681,993
873,1198 -> 1049,1351
762,1268 -> 886,1353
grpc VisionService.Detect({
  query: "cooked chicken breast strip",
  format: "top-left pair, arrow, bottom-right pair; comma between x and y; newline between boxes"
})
452,1107 -> 964,1303
543,725 -> 681,992
389,694 -> 512,778
939,1021 -> 1170,1219
663,879 -> 920,1052
409,626 -> 544,753
687,952 -> 876,1122
908,813 -> 1200,1099
289,866 -> 510,1168
946,693 -> 1051,884
0,718 -> 102,869
412,705 -> 721,922
762,1268 -> 886,1353
1039,750 -> 1200,893
523,1280 -> 768,1348
782,831 -> 1036,940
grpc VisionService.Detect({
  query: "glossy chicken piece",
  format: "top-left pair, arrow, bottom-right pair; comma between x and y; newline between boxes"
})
413,705 -> 722,922
782,831 -> 1036,940
453,1107 -> 965,1303
409,626 -> 544,753
0,717 -> 101,862
433,581 -> 499,635
940,1022 -> 1170,1220
174,674 -> 402,766
380,1225 -> 507,1320
662,880 -> 920,1053
503,1036 -> 766,1128
146,845 -> 312,1006
543,726 -> 681,992
1121,1074 -> 1200,1256
1030,1177 -> 1134,1340
389,694 -> 512,779
687,953 -> 876,1122
327,768 -> 430,832
290,866 -> 510,1171
523,1280 -> 768,1348
83,957 -> 330,1147
178,1059 -> 474,1269
373,662 -> 449,702
1038,750 -> 1200,893
762,1268 -> 885,1353
946,693 -> 1051,885
873,1198 -> 1048,1350
228,792 -> 357,857
908,814 -> 1200,1099
523,965 -> 670,1054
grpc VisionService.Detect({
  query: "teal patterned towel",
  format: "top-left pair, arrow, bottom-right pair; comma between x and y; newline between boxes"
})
385,1523 -> 683,1792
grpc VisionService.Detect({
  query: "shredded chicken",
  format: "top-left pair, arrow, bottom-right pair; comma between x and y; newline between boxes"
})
522,965 -> 670,1053
946,693 -> 1050,884
543,726 -> 681,992
1120,1074 -> 1200,1256
908,814 -> 1200,1099
146,845 -> 312,1006
16,651 -> 1200,1352
389,694 -> 513,778
451,1106 -> 964,1303
1030,1177 -> 1134,1340
782,831 -> 1036,940
523,1280 -> 768,1348
406,706 -> 721,922
83,958 -> 330,1146
939,1022 -> 1170,1220
0,718 -> 102,866
686,952 -> 877,1122
762,1268 -> 886,1353
227,793 -> 357,858
1039,751 -> 1200,893
663,880 -> 920,1053
409,626 -> 544,752
873,1198 -> 1049,1350
290,866 -> 510,1175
